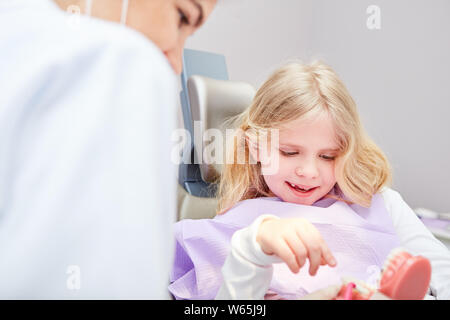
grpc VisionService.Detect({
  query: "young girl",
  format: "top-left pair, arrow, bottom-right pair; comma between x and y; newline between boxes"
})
169,61 -> 450,300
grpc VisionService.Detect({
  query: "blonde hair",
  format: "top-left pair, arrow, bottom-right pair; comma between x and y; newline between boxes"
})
216,60 -> 392,214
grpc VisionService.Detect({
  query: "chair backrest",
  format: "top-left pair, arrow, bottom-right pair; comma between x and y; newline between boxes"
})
188,75 -> 256,184
177,75 -> 256,220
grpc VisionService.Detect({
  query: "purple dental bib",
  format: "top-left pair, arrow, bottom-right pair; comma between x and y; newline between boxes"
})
169,191 -> 400,300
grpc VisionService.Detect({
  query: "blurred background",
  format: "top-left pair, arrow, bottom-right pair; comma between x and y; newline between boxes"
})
181,0 -> 450,213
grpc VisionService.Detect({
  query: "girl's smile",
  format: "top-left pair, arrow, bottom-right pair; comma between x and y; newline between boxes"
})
285,181 -> 319,198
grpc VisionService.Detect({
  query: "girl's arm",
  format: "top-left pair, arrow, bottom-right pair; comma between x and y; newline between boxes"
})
381,187 -> 450,299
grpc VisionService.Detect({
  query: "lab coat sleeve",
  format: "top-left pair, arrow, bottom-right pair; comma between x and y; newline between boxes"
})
215,215 -> 282,300
0,34 -> 177,298
381,188 -> 450,300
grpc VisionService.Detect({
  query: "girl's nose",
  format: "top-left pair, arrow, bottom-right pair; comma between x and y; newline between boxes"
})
295,161 -> 319,179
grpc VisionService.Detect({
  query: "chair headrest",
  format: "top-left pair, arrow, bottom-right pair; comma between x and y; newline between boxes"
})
187,75 -> 256,183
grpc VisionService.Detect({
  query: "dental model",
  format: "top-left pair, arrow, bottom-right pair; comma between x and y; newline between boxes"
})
335,248 -> 432,300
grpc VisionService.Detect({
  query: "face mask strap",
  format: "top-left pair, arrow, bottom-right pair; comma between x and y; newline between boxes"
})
120,0 -> 129,25
85,0 -> 92,16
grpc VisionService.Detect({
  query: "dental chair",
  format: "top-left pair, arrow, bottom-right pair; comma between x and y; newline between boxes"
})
177,49 -> 256,221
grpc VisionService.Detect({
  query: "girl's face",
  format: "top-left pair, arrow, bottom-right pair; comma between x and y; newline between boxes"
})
261,113 -> 340,205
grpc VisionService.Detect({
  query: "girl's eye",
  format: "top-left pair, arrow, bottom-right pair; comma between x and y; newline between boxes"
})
280,150 -> 298,156
321,155 -> 335,161
178,9 -> 189,28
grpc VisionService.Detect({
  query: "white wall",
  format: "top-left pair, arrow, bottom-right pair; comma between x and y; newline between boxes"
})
183,0 -> 450,212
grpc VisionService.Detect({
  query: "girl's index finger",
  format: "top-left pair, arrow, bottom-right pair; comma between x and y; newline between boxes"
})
321,244 -> 337,267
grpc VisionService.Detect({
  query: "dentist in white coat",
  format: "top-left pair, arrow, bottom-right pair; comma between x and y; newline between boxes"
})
0,0 -> 216,299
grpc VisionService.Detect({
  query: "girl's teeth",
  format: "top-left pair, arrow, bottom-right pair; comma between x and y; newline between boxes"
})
289,183 -> 312,191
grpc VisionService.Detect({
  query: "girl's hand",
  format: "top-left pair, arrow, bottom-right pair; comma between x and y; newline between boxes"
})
256,217 -> 337,275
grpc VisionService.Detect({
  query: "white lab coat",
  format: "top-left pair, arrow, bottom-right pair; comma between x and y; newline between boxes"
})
0,0 -> 177,298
